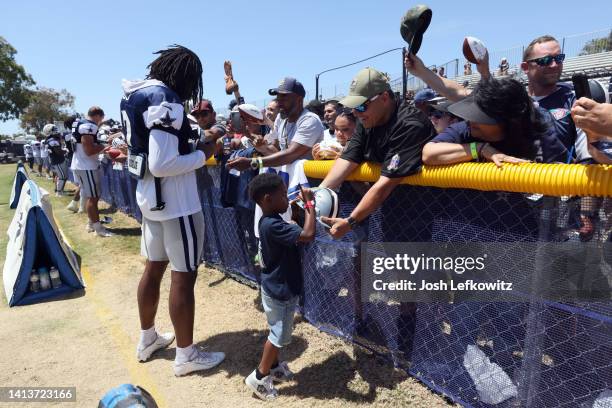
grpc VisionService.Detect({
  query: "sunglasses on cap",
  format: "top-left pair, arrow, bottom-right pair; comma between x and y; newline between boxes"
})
527,53 -> 565,67
354,93 -> 382,113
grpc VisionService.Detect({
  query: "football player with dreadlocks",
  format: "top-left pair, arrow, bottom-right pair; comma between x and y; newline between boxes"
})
121,45 -> 225,376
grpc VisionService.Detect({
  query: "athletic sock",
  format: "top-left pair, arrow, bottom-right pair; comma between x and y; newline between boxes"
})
140,326 -> 157,346
256,368 -> 268,380
175,344 -> 195,364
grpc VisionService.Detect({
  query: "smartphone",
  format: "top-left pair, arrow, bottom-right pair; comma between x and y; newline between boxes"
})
229,110 -> 243,131
572,74 -> 591,100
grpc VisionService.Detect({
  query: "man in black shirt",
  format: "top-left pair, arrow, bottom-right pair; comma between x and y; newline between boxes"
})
319,67 -> 436,239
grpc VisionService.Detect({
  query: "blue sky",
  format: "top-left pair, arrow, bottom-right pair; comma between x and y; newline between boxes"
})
1,0 -> 610,134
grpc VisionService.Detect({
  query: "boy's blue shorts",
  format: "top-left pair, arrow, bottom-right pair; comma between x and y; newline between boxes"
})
261,288 -> 299,348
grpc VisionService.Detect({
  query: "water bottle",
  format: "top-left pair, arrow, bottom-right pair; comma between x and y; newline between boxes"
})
38,267 -> 51,291
29,270 -> 40,293
49,267 -> 62,289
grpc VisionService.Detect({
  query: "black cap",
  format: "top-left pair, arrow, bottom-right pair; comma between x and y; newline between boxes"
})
269,77 -> 306,97
430,101 -> 452,113
447,96 -> 497,125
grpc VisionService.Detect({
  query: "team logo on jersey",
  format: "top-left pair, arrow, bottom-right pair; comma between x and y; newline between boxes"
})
549,108 -> 570,121
387,153 -> 400,171
159,111 -> 176,127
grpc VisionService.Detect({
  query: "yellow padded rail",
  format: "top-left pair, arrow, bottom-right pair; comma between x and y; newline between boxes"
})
206,157 -> 612,197
303,161 -> 612,197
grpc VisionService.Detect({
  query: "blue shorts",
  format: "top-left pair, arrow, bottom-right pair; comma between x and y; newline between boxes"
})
261,288 -> 298,348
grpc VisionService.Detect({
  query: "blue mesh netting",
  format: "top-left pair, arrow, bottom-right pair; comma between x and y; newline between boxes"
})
95,160 -> 612,408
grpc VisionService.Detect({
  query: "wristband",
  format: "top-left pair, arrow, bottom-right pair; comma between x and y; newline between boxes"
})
477,143 -> 486,160
470,142 -> 478,160
304,200 -> 315,210
257,157 -> 263,169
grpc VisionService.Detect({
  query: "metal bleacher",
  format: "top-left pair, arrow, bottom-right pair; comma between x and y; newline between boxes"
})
442,51 -> 612,90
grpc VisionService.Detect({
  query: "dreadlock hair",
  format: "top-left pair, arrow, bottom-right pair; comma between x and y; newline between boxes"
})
146,45 -> 203,103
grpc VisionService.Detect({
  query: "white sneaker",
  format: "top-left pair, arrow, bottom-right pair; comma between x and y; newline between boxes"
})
94,224 -> 113,237
86,223 -> 94,233
174,348 -> 225,376
245,370 -> 278,401
136,332 -> 175,362
66,200 -> 79,213
270,361 -> 294,383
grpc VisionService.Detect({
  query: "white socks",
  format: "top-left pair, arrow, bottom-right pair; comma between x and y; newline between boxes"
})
140,326 -> 157,346
175,344 -> 195,364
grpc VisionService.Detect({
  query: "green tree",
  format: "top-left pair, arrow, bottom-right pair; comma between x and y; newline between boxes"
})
0,36 -> 35,121
19,87 -> 75,134
579,30 -> 612,55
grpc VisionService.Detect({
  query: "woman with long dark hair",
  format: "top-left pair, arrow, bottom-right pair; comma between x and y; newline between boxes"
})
422,77 -> 568,166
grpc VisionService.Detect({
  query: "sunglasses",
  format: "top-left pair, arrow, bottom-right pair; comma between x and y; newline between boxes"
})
527,54 -> 565,67
354,93 -> 381,113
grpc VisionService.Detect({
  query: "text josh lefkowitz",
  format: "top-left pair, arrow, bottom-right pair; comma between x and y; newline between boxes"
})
372,279 -> 513,292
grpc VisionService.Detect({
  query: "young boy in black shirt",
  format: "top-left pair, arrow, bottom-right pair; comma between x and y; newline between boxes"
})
245,173 -> 316,400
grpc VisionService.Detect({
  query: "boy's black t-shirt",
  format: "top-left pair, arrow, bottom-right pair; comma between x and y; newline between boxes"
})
258,214 -> 303,301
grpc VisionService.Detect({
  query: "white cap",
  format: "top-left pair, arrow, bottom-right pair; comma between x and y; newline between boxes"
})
237,103 -> 263,121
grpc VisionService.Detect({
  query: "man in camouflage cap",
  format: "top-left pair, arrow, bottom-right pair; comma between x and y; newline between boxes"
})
319,67 -> 436,239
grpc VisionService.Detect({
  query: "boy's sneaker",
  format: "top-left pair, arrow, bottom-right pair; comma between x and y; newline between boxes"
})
245,370 -> 277,401
174,348 -> 225,377
86,223 -> 94,233
66,200 -> 79,213
270,361 -> 294,383
136,332 -> 175,362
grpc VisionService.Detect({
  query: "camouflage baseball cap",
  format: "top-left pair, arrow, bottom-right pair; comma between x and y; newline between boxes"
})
400,5 -> 432,55
340,68 -> 392,109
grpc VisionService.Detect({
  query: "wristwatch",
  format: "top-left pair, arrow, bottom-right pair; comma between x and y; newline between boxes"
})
347,216 -> 359,230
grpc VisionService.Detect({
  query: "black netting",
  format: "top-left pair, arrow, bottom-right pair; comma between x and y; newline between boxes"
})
96,161 -> 612,408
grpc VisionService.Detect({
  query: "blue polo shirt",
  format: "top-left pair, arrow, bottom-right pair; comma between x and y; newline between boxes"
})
533,82 -> 591,163
258,214 -> 303,301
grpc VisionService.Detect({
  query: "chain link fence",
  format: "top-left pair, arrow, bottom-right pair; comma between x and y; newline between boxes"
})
94,160 -> 611,407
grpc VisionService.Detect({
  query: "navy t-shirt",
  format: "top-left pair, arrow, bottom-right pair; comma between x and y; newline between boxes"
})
258,214 -> 303,301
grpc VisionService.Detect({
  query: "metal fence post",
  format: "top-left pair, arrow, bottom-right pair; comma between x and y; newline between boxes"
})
562,37 -> 566,53
402,47 -> 407,100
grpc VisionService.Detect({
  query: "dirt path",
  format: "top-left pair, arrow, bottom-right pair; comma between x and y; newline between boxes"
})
0,165 -> 452,407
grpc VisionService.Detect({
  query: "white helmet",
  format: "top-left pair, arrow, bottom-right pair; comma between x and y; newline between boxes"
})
296,187 -> 339,228
42,124 -> 59,137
